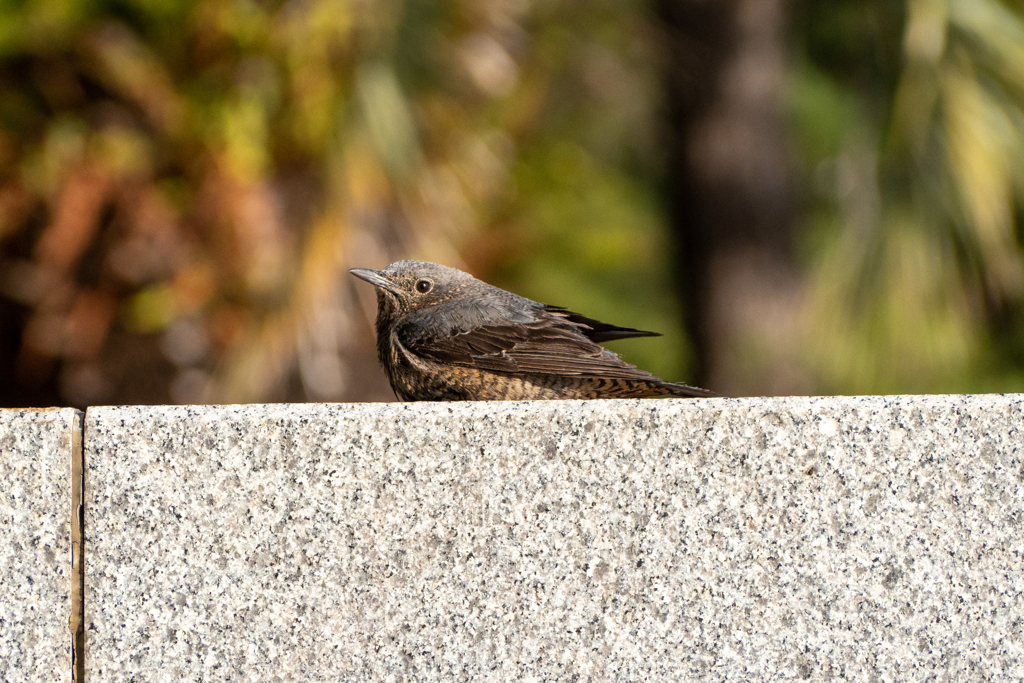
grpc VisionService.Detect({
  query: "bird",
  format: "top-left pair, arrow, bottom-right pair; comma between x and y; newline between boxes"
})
349,260 -> 716,401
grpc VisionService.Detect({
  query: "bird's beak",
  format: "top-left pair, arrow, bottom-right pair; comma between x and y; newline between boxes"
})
349,268 -> 400,296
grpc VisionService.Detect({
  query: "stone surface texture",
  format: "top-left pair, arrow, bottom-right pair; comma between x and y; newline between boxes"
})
0,408 -> 77,683
85,396 -> 1024,681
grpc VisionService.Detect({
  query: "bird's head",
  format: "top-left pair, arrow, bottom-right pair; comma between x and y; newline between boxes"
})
349,260 -> 481,317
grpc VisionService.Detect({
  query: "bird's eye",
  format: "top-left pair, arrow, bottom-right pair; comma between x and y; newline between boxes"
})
415,279 -> 433,294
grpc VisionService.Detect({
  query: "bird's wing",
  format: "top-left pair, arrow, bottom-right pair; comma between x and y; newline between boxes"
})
398,304 -> 665,380
541,306 -> 661,342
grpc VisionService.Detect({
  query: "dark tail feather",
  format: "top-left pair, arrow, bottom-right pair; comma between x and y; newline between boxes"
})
660,381 -> 719,398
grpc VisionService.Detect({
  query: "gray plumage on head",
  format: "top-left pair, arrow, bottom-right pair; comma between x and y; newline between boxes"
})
354,260 -> 537,329
350,260 -> 716,401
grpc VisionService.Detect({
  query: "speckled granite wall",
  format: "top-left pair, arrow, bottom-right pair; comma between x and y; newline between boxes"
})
0,408 -> 79,683
84,396 -> 1024,681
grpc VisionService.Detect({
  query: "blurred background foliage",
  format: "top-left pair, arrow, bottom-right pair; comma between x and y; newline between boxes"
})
0,0 -> 1021,407
794,0 -> 1024,394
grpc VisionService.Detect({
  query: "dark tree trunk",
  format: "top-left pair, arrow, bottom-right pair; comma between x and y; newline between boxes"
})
660,0 -> 807,396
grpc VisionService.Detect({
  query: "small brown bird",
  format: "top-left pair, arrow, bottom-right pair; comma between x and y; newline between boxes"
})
350,260 -> 715,401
